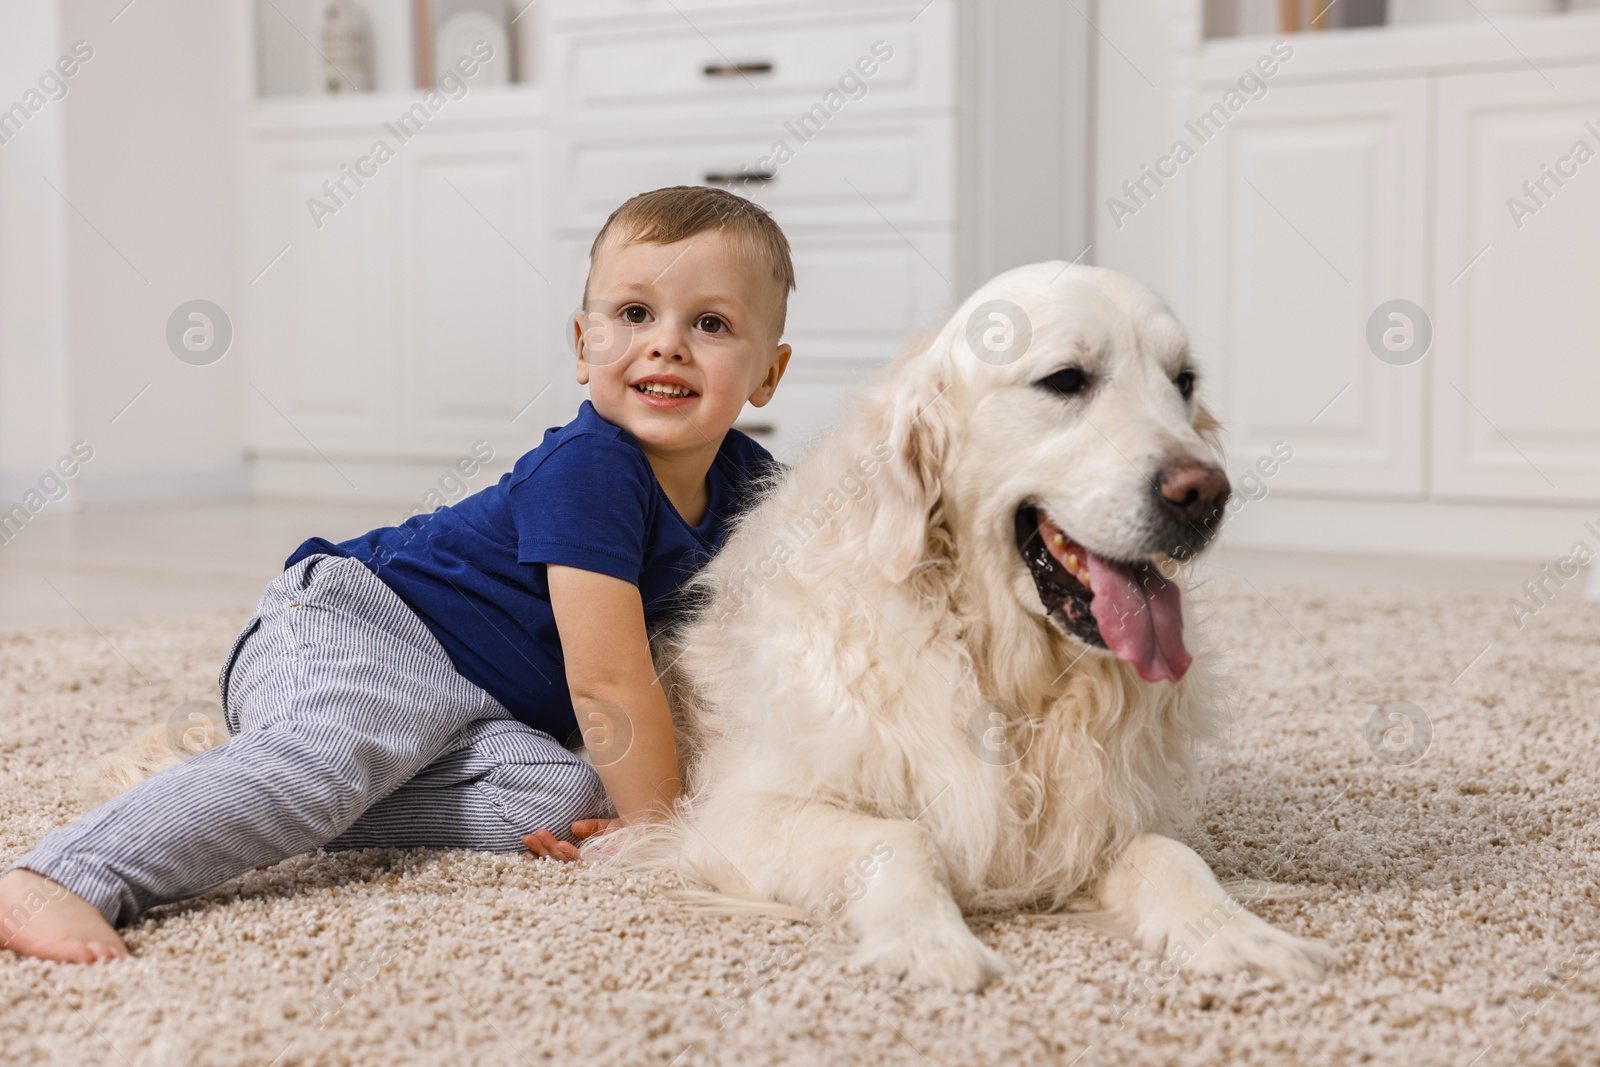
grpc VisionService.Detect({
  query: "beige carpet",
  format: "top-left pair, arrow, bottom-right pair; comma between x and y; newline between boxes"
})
3,576 -> 1599,1067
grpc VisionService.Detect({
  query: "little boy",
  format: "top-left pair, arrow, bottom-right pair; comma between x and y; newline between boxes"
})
0,185 -> 794,963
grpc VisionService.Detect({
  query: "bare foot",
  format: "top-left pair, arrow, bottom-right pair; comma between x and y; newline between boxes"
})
0,868 -> 130,963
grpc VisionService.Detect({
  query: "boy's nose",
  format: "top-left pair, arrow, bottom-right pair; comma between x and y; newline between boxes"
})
645,324 -> 691,362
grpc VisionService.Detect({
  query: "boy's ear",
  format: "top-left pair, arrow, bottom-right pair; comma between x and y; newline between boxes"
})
572,312 -> 591,385
748,343 -> 791,408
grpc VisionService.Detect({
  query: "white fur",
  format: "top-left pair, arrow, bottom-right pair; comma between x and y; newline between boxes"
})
611,263 -> 1336,991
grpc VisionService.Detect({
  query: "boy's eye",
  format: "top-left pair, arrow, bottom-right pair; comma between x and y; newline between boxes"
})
620,305 -> 648,324
697,314 -> 727,334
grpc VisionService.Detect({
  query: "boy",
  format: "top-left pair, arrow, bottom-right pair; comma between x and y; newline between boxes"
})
0,185 -> 794,963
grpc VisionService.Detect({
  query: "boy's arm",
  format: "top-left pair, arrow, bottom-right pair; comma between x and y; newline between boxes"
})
540,563 -> 681,832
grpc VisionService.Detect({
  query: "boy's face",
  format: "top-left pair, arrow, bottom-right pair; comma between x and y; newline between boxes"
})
574,229 -> 791,457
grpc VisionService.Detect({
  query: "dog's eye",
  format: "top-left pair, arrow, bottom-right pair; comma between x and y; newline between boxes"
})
1173,370 -> 1196,400
1037,367 -> 1089,397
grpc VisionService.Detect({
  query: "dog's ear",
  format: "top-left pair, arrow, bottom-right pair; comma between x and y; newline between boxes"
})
865,341 -> 955,585
1193,401 -> 1224,458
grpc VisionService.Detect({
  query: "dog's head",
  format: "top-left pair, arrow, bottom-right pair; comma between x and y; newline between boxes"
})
864,263 -> 1227,684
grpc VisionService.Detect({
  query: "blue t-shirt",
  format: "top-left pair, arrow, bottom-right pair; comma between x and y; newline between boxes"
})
285,400 -> 781,742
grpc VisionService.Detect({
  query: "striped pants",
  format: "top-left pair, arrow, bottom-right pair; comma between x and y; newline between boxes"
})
5,554 -> 608,928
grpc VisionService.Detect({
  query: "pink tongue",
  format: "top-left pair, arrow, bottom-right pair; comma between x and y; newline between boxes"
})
1084,553 -> 1191,682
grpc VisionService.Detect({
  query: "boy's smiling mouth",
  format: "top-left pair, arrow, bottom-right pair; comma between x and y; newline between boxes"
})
630,374 -> 699,409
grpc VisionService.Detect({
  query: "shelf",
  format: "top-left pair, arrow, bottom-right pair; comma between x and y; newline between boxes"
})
1194,10 -> 1600,83
245,84 -> 550,133
254,0 -> 540,100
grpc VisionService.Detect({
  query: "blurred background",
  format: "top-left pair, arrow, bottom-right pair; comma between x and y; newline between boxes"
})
1,0 -> 1597,632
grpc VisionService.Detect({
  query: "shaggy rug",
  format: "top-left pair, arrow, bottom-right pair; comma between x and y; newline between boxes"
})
1,574 -> 1597,1067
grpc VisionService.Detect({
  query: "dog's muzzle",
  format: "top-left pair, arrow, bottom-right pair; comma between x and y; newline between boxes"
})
1014,502 -> 1199,683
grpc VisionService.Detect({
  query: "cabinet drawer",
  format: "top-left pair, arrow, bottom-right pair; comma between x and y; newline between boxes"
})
558,117 -> 953,230
562,7 -> 952,116
735,365 -> 883,465
549,0 -> 887,26
783,230 -> 954,364
557,228 -> 953,369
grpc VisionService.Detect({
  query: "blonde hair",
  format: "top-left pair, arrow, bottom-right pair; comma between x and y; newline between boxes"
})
585,185 -> 797,335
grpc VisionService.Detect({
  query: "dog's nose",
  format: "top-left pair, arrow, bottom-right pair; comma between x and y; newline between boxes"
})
1156,458 -> 1231,523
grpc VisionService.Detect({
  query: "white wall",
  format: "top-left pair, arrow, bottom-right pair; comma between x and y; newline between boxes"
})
1091,0 -> 1199,318
955,0 -> 1094,298
59,0 -> 247,502
0,0 -> 247,508
0,0 -> 73,502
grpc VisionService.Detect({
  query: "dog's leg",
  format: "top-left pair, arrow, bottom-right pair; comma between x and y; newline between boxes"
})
695,797 -> 1009,992
1091,832 -> 1335,981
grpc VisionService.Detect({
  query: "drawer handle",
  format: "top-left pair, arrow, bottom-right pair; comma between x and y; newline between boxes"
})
704,169 -> 775,185
703,61 -> 774,78
733,422 -> 775,437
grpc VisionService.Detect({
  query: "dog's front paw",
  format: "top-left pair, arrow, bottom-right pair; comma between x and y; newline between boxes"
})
853,917 -> 1011,993
1185,909 -> 1336,982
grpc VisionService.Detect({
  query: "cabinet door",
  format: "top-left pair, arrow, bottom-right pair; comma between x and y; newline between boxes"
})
1188,77 -> 1429,495
1433,67 -> 1600,503
242,135 -> 403,457
400,127 -> 557,458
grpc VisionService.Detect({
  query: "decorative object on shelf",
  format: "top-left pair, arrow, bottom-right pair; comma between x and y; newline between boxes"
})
1204,0 -> 1385,37
320,0 -> 375,93
1282,0 -> 1388,30
413,0 -> 433,88
437,2 -> 512,86
414,0 -> 513,88
1204,0 -> 1280,36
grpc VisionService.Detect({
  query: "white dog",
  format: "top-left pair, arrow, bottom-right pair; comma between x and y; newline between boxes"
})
619,262 -> 1336,992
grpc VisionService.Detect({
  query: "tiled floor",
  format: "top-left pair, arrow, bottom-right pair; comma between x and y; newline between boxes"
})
0,499 -> 1580,634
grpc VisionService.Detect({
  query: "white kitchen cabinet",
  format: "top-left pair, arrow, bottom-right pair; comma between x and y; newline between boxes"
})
1189,77 -> 1429,496
1432,66 -> 1600,503
241,113 -> 556,479
547,1 -> 963,464
1175,10 -> 1600,556
238,0 -> 1092,486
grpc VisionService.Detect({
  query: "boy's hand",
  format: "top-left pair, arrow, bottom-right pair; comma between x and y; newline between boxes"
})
521,819 -> 624,862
